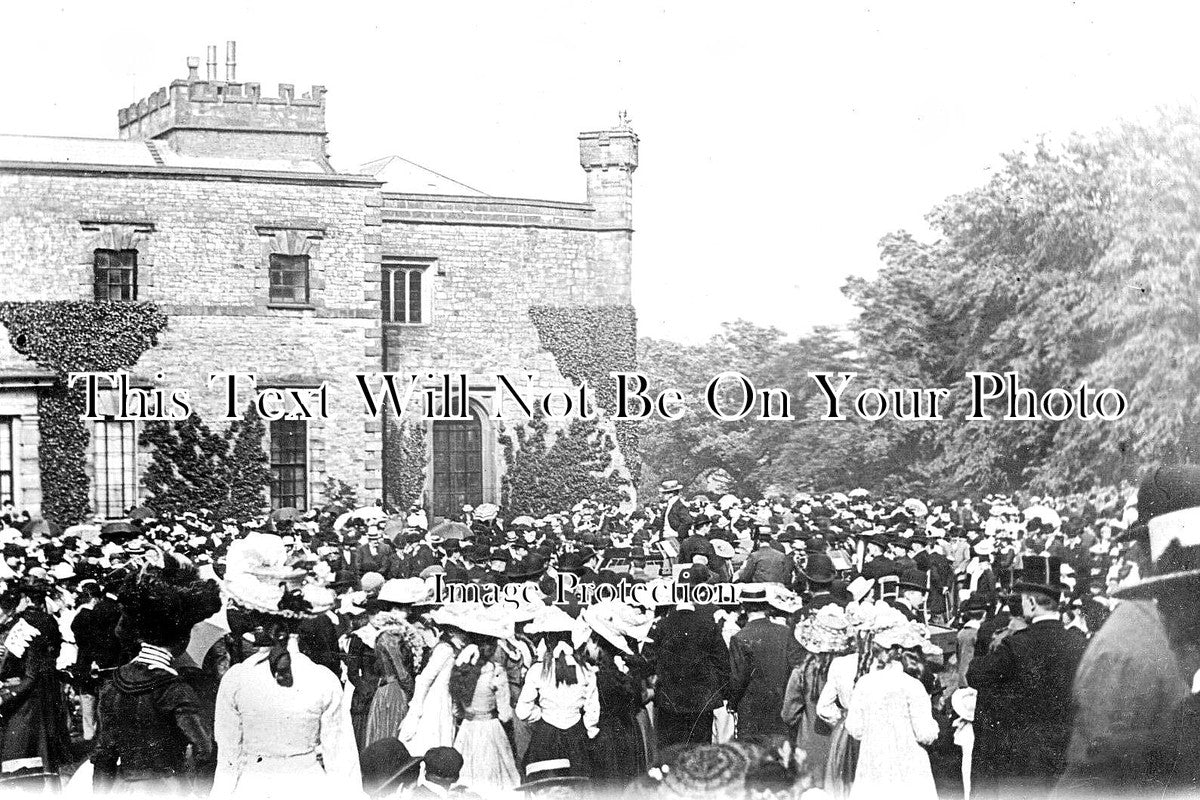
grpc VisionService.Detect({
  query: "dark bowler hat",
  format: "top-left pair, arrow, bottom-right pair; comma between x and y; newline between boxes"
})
801,554 -> 836,585
422,747 -> 463,782
360,739 -> 421,797
1115,465 -> 1200,598
557,549 -> 595,574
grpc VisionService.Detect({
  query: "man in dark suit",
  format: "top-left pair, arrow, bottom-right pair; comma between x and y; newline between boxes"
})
659,479 -> 694,538
678,516 -> 717,567
727,587 -> 803,740
968,556 -> 1087,799
353,523 -> 403,579
646,570 -> 730,749
734,528 -> 795,586
860,535 -> 900,580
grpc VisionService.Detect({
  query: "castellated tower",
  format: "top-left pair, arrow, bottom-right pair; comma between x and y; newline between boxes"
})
116,42 -> 329,166
578,123 -> 638,304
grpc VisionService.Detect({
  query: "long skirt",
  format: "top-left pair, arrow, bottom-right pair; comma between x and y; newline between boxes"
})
825,719 -> 859,800
455,717 -> 520,792
523,719 -> 592,778
363,682 -> 409,749
591,713 -> 647,789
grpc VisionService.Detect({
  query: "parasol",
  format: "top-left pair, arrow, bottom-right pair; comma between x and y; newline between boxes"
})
429,521 -> 471,541
186,606 -> 230,666
1023,505 -> 1062,529
128,507 -> 157,521
903,498 -> 929,518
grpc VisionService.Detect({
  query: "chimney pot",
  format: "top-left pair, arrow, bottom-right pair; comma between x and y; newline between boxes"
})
206,45 -> 218,80
226,41 -> 237,81
186,57 -> 200,81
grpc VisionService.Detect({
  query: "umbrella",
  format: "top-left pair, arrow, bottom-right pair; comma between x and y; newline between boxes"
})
63,524 -> 101,540
99,521 -> 137,544
128,507 -> 157,521
429,521 -> 471,541
271,507 -> 302,522
333,511 -> 352,531
849,488 -> 871,498
1023,505 -> 1062,529
383,519 -> 408,541
348,506 -> 388,524
186,606 -> 230,666
21,519 -> 60,538
903,498 -> 929,518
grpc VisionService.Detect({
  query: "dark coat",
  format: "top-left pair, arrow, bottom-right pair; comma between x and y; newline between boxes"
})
649,609 -> 729,716
736,546 -> 795,585
663,498 -> 693,537
353,542 -> 402,579
678,535 -> 716,566
0,609 -> 71,775
968,618 -> 1087,793
860,556 -> 899,580
71,600 -> 123,691
727,617 -> 803,740
92,662 -> 211,788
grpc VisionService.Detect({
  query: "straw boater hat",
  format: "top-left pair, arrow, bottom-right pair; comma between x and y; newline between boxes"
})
221,533 -> 334,618
1114,465 -> 1200,599
659,479 -> 684,495
795,604 -> 855,654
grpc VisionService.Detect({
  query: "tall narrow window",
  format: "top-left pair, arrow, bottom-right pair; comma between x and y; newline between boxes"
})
432,404 -> 482,519
269,254 -> 311,305
270,419 -> 308,509
382,259 -> 431,324
94,419 -> 137,518
0,418 -> 13,504
94,249 -> 138,301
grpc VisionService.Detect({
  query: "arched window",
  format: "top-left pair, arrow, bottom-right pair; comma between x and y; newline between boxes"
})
432,406 -> 483,519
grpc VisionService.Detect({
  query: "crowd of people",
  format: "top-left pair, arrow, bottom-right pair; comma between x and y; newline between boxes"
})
0,465 -> 1194,800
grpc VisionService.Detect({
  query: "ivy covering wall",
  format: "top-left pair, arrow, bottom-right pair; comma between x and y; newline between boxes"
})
383,412 -> 427,512
499,406 -> 628,518
527,304 -> 641,481
0,301 -> 169,525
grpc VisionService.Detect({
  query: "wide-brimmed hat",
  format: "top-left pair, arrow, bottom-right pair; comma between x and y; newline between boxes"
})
1114,465 -> 1200,599
557,549 -> 595,574
360,739 -> 422,797
473,503 -> 499,522
221,533 -> 333,618
377,578 -> 428,606
526,604 -> 580,636
796,604 -> 854,653
580,600 -> 654,654
517,759 -> 589,793
711,539 -> 736,559
659,479 -> 684,495
661,744 -> 751,798
430,603 -> 514,639
875,618 -> 933,650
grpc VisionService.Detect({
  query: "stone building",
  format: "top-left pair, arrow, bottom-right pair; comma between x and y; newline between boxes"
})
0,44 -> 637,521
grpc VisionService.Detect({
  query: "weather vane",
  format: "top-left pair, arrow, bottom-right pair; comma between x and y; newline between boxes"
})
617,110 -> 632,130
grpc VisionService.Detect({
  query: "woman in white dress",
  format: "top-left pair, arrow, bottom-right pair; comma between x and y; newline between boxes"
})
844,620 -> 940,800
211,533 -> 362,800
396,603 -> 468,756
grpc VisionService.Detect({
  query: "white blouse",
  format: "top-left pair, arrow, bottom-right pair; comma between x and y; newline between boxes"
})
212,639 -> 362,799
515,658 -> 600,738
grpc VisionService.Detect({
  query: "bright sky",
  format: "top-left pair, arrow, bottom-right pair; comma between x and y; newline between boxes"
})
4,1 -> 1200,343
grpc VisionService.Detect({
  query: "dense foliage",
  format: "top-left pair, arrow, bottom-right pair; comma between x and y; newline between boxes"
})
383,414 -> 428,512
643,109 -> 1200,496
0,301 -> 168,524
529,305 -> 641,480
499,406 -> 629,517
140,404 -> 272,520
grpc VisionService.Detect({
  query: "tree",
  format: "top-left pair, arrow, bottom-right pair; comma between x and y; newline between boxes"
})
220,403 -> 270,520
140,412 -> 231,517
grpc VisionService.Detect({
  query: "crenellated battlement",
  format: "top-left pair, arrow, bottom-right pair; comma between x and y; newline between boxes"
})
117,43 -> 330,164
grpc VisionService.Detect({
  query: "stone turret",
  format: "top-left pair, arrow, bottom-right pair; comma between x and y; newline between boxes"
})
117,42 -> 329,164
579,116 -> 638,231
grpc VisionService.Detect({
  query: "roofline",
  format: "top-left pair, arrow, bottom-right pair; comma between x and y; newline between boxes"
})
382,191 -> 592,211
0,160 -> 383,188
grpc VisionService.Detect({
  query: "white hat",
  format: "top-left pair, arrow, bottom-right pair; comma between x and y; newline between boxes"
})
222,533 -> 334,617
377,578 -> 429,605
526,604 -> 581,636
951,687 -> 977,722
